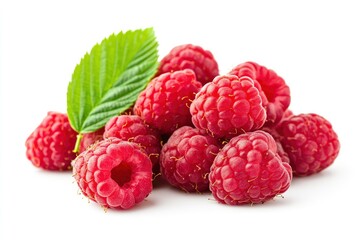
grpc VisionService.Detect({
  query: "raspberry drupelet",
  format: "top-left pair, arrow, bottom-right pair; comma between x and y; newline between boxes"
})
103,115 -> 162,171
157,44 -> 219,85
134,69 -> 202,135
229,62 -> 291,127
190,74 -> 266,139
209,130 -> 292,205
79,127 -> 105,153
25,112 -> 77,171
160,126 -> 221,192
277,113 -> 340,176
73,138 -> 153,209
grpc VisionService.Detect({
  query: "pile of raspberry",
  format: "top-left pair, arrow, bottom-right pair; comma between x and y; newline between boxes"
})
26,44 -> 340,210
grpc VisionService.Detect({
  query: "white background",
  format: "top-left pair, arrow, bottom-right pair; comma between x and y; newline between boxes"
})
1,0 -> 359,239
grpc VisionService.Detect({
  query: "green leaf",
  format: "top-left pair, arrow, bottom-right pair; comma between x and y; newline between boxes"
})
67,28 -> 158,151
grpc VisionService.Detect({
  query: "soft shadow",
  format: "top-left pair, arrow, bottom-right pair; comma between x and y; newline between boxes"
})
163,184 -> 213,197
35,168 -> 73,176
81,196 -> 157,214
289,169 -> 337,187
152,175 -> 169,189
152,176 -> 212,197
112,198 -> 156,213
206,194 -> 295,209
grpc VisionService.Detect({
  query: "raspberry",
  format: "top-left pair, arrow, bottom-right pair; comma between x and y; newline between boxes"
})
190,74 -> 266,139
209,130 -> 292,205
134,69 -> 202,135
73,138 -> 152,209
79,107 -> 134,153
157,44 -> 219,85
160,126 -> 221,192
25,112 -> 77,171
229,62 -> 290,126
103,115 -> 162,170
79,127 -> 105,153
262,126 -> 290,164
282,109 -> 293,120
277,113 -> 340,176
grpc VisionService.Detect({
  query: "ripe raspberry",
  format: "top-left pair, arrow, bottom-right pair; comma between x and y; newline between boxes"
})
79,127 -> 105,153
134,69 -> 202,135
79,107 -> 134,153
103,115 -> 162,170
160,126 -> 221,192
157,44 -> 219,85
282,109 -> 293,120
262,126 -> 290,164
229,62 -> 290,126
73,138 -> 152,209
25,112 -> 77,171
190,74 -> 266,139
277,113 -> 340,176
209,130 -> 292,205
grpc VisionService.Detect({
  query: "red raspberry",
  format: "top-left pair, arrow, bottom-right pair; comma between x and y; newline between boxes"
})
73,138 -> 152,209
134,69 -> 202,135
229,62 -> 291,126
157,44 -> 219,85
190,74 -> 266,139
209,130 -> 292,205
25,112 -> 77,171
160,126 -> 221,192
103,115 -> 162,170
277,113 -> 340,176
79,107 -> 134,153
282,109 -> 293,120
262,126 -> 290,164
79,127 -> 104,153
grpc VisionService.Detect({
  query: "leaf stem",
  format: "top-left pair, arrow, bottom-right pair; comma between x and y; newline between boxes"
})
73,133 -> 83,154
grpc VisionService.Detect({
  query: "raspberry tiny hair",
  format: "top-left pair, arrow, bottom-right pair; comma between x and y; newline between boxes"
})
25,112 -> 77,171
160,126 -> 221,192
229,62 -> 291,127
103,115 -> 162,171
134,69 -> 202,135
157,44 -> 219,85
190,74 -> 266,139
277,113 -> 340,176
209,130 -> 292,205
73,137 -> 153,209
